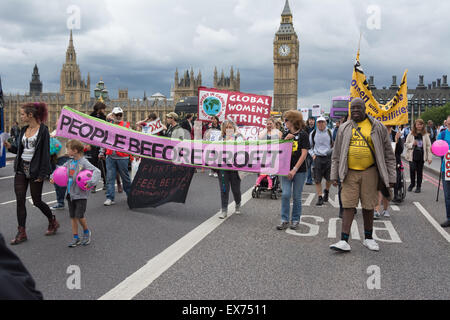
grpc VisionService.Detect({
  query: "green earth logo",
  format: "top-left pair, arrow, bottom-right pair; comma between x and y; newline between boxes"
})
203,96 -> 222,116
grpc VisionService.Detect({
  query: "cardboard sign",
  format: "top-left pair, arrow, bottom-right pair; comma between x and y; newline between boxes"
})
0,132 -> 10,158
239,126 -> 262,141
208,129 -> 222,142
198,87 -> 272,128
142,118 -> 164,135
312,105 -> 321,117
301,108 -> 309,121
446,151 -> 450,181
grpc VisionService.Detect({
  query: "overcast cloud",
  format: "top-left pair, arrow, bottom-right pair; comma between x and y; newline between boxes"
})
1,0 -> 449,111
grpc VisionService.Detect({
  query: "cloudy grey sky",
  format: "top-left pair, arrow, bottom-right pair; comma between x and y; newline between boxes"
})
1,0 -> 449,111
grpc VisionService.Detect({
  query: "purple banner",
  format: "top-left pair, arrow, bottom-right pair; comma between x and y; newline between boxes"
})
56,107 -> 292,175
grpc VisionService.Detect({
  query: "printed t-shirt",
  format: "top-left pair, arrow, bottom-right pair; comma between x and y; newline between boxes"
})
348,118 -> 375,170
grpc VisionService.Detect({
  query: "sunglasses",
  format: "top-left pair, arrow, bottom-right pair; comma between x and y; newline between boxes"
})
167,117 -> 173,119
284,119 -> 290,123
115,114 -> 123,117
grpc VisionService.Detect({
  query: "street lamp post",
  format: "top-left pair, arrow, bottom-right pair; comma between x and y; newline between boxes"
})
94,78 -> 109,102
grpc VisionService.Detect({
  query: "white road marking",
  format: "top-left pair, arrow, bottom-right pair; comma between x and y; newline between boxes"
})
0,200 -> 16,205
286,215 -> 324,237
1,186 -> 104,206
327,218 -> 360,240
303,193 -> 315,207
0,191 -> 55,205
373,221 -> 402,243
390,205 -> 400,211
28,199 -> 57,206
351,219 -> 361,240
327,195 -> 340,209
0,175 -> 14,180
99,187 -> 254,300
414,202 -> 450,243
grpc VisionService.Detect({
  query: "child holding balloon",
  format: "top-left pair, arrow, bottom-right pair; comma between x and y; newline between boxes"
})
50,139 -> 100,247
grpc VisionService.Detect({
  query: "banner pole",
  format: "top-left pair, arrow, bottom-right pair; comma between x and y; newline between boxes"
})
436,158 -> 442,202
358,31 -> 362,53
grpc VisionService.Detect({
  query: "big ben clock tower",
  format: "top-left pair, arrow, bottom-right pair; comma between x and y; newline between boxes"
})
273,0 -> 299,114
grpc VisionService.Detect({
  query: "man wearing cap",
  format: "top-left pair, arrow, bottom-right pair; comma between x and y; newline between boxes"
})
309,116 -> 334,206
330,98 -> 396,252
100,107 -> 132,206
164,112 -> 190,140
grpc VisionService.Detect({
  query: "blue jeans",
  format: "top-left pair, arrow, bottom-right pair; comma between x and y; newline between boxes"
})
106,157 -> 131,201
54,156 -> 70,206
281,172 -> 306,223
443,173 -> 450,220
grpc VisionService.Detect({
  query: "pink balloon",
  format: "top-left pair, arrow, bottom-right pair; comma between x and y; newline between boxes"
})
431,140 -> 449,157
53,166 -> 68,187
76,170 -> 94,191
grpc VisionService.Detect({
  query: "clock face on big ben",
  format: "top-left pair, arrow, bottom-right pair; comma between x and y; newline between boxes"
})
278,44 -> 290,57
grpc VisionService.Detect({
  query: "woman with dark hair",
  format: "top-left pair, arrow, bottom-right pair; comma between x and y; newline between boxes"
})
87,102 -> 107,190
3,103 -> 59,245
405,119 -> 432,193
276,110 -> 310,231
210,116 -> 220,130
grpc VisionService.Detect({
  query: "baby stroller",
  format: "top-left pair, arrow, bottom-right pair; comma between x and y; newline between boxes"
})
252,174 -> 281,200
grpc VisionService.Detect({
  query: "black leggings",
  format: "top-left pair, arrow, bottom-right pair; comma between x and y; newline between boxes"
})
409,160 -> 424,188
14,173 -> 53,227
217,171 -> 241,210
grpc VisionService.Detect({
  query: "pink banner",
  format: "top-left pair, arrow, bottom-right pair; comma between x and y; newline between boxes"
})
56,107 -> 292,175
198,87 -> 272,128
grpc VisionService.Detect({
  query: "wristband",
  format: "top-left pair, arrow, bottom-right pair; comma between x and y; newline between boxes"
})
293,167 -> 298,172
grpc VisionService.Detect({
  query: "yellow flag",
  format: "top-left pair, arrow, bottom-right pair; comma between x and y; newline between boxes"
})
350,51 -> 409,125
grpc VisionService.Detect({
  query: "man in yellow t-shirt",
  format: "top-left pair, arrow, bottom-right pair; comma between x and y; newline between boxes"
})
329,98 -> 396,254
347,117 -> 375,170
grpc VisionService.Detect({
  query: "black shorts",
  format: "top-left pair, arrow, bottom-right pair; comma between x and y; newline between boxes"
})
66,195 -> 87,219
313,155 -> 331,184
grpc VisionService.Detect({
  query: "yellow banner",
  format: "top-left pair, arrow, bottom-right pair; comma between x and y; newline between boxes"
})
350,51 -> 409,125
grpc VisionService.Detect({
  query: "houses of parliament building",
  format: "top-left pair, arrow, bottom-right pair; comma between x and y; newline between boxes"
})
2,30 -> 240,133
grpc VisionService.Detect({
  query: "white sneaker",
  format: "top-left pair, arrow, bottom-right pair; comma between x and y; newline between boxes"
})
104,199 -> 115,206
235,205 -> 241,215
382,210 -> 390,218
209,172 -> 213,176
374,211 -> 381,219
363,239 -> 379,251
213,173 -> 218,178
330,240 -> 351,252
219,210 -> 227,219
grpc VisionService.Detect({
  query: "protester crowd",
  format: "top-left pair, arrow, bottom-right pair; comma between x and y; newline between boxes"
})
3,101 -> 450,254
2,99 -> 450,300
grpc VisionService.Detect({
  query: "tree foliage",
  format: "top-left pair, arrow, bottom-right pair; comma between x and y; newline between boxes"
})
420,103 -> 450,126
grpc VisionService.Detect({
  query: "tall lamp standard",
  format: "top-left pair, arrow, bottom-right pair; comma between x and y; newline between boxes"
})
94,78 -> 109,103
